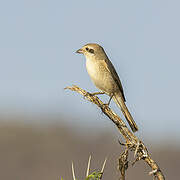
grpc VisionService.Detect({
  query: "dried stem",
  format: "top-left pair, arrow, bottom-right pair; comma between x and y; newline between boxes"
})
65,85 -> 165,180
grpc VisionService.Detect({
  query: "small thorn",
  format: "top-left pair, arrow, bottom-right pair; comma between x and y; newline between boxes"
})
118,139 -> 125,146
134,141 -> 140,158
86,155 -> 92,177
71,162 -> 76,180
101,157 -> 107,173
149,169 -> 158,176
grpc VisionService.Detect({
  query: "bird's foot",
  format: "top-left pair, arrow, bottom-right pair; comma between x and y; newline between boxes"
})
84,91 -> 105,98
91,92 -> 105,96
100,103 -> 109,109
84,92 -> 93,97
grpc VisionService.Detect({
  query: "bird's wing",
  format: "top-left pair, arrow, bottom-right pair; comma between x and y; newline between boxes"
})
103,58 -> 126,102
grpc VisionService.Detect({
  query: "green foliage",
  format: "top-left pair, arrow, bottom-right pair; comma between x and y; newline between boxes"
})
61,171 -> 102,180
85,171 -> 102,180
63,156 -> 106,180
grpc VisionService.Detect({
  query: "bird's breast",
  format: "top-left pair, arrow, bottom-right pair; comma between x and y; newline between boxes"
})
85,57 -> 116,94
86,58 -> 99,78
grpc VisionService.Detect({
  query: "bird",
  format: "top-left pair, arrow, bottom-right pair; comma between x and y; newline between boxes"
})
76,43 -> 138,132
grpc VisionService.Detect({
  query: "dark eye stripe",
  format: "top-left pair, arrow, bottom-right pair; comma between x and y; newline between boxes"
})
89,49 -> 94,53
85,47 -> 94,54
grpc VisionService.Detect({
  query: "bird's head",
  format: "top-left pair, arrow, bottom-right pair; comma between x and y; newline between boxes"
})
76,43 -> 107,60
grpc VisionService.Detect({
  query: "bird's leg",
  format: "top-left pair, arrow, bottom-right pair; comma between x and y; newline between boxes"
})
107,94 -> 113,106
91,92 -> 114,106
100,94 -> 114,109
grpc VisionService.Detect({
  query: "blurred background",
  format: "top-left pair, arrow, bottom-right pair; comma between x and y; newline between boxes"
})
0,0 -> 180,179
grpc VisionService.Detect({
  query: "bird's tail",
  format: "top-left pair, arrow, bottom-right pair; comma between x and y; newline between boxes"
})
113,93 -> 138,132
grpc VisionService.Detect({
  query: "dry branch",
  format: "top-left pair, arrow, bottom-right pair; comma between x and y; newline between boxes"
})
65,85 -> 165,180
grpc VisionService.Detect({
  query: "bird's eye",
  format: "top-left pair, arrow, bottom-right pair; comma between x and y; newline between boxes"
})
85,47 -> 94,54
89,49 -> 94,54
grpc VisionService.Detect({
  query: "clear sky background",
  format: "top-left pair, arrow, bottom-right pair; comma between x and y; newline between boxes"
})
0,0 -> 180,141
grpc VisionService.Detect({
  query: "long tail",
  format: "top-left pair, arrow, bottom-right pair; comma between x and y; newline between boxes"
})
113,92 -> 138,132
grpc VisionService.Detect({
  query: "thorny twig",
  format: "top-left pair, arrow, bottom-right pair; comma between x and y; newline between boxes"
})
65,85 -> 165,180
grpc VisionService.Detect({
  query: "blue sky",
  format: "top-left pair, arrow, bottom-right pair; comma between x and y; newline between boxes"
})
0,0 -> 180,140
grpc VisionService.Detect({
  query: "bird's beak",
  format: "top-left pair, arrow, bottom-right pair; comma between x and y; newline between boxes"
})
76,48 -> 83,54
